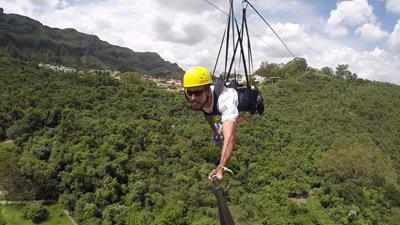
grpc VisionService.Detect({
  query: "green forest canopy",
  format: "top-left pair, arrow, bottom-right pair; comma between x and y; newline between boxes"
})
1,56 -> 400,225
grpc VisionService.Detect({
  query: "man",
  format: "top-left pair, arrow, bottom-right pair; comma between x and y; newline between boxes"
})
182,66 -> 263,181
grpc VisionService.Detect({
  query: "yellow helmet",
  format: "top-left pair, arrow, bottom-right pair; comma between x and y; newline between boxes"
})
182,66 -> 212,88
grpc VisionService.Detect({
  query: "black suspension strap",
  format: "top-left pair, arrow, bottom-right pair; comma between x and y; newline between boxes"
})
213,27 -> 227,77
202,0 -> 295,72
225,1 -> 251,88
224,0 -> 233,76
239,3 -> 250,88
243,1 -> 254,76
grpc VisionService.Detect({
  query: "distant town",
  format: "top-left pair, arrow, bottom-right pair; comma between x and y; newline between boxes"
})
38,63 -> 281,92
38,63 -> 185,91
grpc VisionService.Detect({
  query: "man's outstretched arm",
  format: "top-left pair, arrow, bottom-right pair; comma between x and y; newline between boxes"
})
219,120 -> 235,167
208,120 -> 236,180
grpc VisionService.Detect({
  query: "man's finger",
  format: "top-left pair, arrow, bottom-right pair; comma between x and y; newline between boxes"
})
208,169 -> 216,180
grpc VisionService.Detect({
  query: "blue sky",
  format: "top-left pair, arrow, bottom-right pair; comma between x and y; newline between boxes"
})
1,0 -> 400,84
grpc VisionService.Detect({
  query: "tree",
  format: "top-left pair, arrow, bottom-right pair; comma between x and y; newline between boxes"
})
5,42 -> 20,58
32,146 -> 51,160
0,142 -> 30,198
255,61 -> 281,77
285,57 -> 307,76
101,204 -> 128,225
22,203 -> 49,223
152,201 -> 188,225
389,208 -> 400,225
6,108 -> 45,140
0,127 -> 5,141
316,136 -> 397,186
320,67 -> 334,76
335,64 -> 357,80
18,152 -> 57,199
120,72 -> 141,84
59,193 -> 77,211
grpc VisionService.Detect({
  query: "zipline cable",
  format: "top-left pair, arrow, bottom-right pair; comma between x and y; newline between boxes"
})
246,0 -> 295,58
203,0 -> 295,57
203,0 -> 227,15
248,29 -> 285,58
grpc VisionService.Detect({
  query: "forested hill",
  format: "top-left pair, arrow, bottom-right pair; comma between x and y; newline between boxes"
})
0,12 -> 183,77
1,56 -> 400,225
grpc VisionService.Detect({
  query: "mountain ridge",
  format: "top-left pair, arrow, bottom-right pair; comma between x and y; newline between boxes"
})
0,12 -> 184,77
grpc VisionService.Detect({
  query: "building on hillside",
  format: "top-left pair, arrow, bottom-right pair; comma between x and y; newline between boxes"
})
59,65 -> 76,73
253,75 -> 266,83
141,75 -> 182,90
87,69 -> 121,78
236,74 -> 266,84
156,79 -> 182,91
38,64 -> 123,79
265,76 -> 282,84
237,74 -> 282,84
38,64 -> 77,73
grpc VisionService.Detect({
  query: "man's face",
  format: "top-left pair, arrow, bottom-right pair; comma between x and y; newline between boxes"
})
185,86 -> 208,110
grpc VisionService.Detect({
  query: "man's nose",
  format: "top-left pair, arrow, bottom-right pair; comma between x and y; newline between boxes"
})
189,94 -> 197,101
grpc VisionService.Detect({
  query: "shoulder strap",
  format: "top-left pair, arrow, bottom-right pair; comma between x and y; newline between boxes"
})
202,90 -> 221,116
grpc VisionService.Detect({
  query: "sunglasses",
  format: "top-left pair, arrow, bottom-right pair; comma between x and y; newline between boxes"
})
185,88 -> 206,97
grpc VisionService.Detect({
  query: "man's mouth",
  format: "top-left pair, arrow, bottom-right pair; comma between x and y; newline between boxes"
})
190,101 -> 201,109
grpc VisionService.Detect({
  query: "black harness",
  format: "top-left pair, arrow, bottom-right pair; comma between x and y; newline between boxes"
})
202,85 -> 260,116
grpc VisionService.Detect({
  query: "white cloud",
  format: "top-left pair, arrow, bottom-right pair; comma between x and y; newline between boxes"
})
270,23 -> 306,41
153,0 -> 210,13
325,0 -> 376,37
1,0 -> 62,15
309,47 -> 400,84
388,20 -> 400,51
255,0 -> 313,14
328,0 -> 376,26
153,15 -> 211,45
255,21 -> 400,85
180,49 -> 213,69
356,23 -> 388,42
386,0 -> 400,14
325,25 -> 348,38
29,0 -> 58,6
256,23 -> 317,57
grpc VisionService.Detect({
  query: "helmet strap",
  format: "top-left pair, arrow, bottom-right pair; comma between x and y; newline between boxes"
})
199,88 -> 212,109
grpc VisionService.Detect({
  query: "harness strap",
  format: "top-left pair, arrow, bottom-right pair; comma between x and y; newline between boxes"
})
236,114 -> 253,124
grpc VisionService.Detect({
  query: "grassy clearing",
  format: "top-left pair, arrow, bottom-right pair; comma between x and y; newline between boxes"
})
0,140 -> 15,149
0,203 -> 72,225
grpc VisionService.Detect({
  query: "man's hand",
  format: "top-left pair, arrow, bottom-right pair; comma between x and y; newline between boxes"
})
208,165 -> 224,181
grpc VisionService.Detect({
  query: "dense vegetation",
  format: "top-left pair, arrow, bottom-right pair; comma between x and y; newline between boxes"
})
0,12 -> 183,77
1,54 -> 400,225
